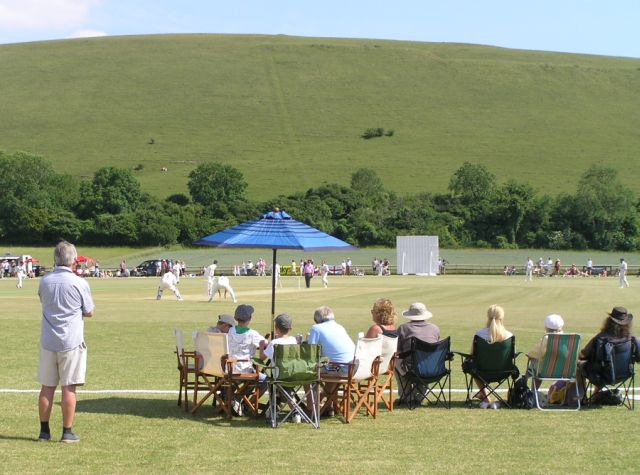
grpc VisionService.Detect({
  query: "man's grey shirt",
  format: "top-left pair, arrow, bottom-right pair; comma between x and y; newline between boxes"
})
39,266 -> 95,352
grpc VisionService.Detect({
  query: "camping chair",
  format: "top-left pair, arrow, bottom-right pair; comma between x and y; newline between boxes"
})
264,343 -> 324,428
582,337 -> 637,410
191,332 -> 231,417
174,329 -> 197,411
371,335 -> 399,412
398,337 -> 453,410
321,336 -> 383,423
529,333 -> 581,411
457,336 -> 520,408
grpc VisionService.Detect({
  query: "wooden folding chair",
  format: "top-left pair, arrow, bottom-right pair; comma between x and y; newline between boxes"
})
174,329 -> 197,411
225,357 -> 263,417
372,335 -> 398,412
191,332 -> 232,417
321,337 -> 383,423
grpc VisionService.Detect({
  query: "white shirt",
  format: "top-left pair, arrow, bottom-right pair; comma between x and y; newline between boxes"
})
161,272 -> 178,286
620,261 -> 628,274
205,263 -> 217,278
263,335 -> 297,361
227,326 -> 264,373
217,275 -> 230,287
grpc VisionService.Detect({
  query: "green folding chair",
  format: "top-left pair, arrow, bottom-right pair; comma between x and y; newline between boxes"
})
530,333 -> 581,411
266,343 -> 324,428
458,336 -> 520,408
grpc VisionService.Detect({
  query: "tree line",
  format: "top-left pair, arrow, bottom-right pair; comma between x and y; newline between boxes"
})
0,151 -> 637,250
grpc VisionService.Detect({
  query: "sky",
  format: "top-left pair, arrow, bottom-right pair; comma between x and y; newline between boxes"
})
0,0 -> 638,58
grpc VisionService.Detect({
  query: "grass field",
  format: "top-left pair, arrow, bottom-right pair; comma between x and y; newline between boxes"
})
0,273 -> 638,473
1,35 -> 639,200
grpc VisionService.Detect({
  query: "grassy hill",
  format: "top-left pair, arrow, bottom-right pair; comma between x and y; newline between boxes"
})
1,34 -> 639,201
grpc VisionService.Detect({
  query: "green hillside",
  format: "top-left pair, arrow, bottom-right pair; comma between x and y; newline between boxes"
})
1,34 -> 639,200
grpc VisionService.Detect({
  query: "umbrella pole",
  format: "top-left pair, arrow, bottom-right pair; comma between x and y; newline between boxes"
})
271,248 -> 277,340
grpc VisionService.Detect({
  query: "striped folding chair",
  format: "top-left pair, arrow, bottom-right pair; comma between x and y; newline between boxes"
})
530,333 -> 581,411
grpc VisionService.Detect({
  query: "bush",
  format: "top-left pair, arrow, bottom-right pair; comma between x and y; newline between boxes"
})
361,128 -> 385,139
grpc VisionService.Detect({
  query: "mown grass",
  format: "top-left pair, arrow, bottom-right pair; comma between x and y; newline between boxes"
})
0,274 -> 638,472
1,35 -> 639,200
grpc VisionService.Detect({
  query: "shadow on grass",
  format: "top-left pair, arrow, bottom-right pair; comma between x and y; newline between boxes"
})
76,397 -> 268,429
0,435 -> 42,442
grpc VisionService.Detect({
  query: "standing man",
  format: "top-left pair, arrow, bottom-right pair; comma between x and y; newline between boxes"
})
320,260 -> 330,288
204,259 -> 218,297
586,258 -> 593,276
37,241 -> 95,443
619,258 -> 629,288
525,257 -> 534,282
303,259 -> 315,289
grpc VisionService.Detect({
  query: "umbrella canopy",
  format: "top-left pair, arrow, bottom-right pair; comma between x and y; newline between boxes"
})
194,210 -> 356,251
194,209 -> 357,334
75,256 -> 94,264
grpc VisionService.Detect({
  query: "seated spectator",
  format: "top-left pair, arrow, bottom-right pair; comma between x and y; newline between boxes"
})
227,305 -> 265,373
395,302 -> 439,404
259,313 -> 297,361
526,313 -> 565,388
207,314 -> 235,334
226,304 -> 267,415
474,304 -> 513,409
309,306 -> 355,416
578,307 -> 640,394
308,306 -> 355,371
365,298 -> 398,338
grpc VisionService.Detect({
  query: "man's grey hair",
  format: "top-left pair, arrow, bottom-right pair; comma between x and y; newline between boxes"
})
54,241 -> 77,267
313,305 -> 335,324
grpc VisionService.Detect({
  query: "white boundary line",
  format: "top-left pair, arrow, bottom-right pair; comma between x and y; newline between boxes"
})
2,388 -> 640,398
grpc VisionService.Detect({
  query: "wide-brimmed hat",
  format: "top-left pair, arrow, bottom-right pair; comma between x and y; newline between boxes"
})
217,314 -> 235,327
402,302 -> 433,321
234,304 -> 255,322
544,313 -> 564,331
608,306 -> 632,325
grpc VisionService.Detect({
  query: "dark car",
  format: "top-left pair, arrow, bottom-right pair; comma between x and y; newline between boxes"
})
133,260 -> 161,277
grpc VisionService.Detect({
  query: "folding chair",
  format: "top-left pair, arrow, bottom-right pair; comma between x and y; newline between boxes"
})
321,337 -> 382,423
457,336 -> 520,408
174,329 -> 197,411
225,357 -> 263,417
582,337 -> 636,410
265,343 -> 324,428
529,333 -> 581,411
398,337 -> 453,410
191,332 -> 231,417
372,335 -> 399,412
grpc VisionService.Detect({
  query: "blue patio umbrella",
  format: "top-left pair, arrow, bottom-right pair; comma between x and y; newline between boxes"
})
194,209 -> 357,334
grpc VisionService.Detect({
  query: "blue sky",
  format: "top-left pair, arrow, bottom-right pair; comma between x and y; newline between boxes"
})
0,0 -> 638,58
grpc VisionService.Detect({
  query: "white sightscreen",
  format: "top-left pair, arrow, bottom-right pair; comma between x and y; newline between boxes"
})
396,236 -> 439,275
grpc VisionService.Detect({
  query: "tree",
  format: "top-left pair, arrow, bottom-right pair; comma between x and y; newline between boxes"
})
448,162 -> 497,203
188,162 -> 247,208
77,167 -> 142,218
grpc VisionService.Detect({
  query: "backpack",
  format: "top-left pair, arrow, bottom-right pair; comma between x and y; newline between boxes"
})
508,376 -> 535,409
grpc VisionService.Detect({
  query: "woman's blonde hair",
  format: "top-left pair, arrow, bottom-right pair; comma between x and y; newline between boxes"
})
485,304 -> 508,343
371,298 -> 397,326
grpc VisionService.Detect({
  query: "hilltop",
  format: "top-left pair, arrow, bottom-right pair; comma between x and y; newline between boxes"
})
1,34 -> 638,200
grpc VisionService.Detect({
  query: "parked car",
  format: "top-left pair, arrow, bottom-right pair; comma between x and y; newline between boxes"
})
133,260 -> 161,277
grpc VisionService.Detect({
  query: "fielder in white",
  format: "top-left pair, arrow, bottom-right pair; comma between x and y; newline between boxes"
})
204,260 -> 218,297
525,257 -> 534,282
16,263 -> 26,288
273,262 -> 282,288
619,258 -> 629,288
209,274 -> 237,303
156,271 -> 183,301
320,261 -> 330,288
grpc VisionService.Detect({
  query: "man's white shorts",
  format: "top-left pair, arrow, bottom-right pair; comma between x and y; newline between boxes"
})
37,342 -> 87,387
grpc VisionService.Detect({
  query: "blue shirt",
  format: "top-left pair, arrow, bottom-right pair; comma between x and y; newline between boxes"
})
38,266 -> 95,352
308,320 -> 355,363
